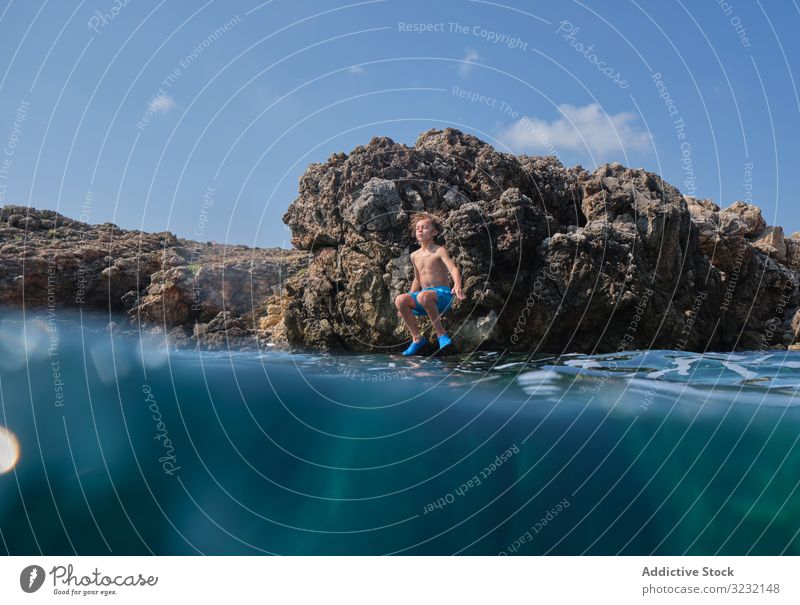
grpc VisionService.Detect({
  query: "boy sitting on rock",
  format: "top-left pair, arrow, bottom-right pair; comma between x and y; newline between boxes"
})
394,212 -> 465,355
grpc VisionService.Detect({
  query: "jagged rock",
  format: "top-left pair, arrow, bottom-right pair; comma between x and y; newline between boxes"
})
0,205 -> 165,310
5,129 -> 800,355
791,309 -> 800,339
342,177 -> 405,237
279,128 -> 800,354
719,201 -> 767,238
786,238 -> 800,271
257,295 -> 284,331
686,197 -> 719,246
753,226 -> 787,262
205,310 -> 246,333
0,205 -> 307,349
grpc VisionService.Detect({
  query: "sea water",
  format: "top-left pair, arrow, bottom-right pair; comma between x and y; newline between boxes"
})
0,311 -> 799,555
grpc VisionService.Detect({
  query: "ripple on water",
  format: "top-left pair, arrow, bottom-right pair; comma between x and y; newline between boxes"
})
515,350 -> 800,411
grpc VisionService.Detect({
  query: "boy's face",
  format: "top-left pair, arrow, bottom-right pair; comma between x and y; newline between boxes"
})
415,218 -> 437,243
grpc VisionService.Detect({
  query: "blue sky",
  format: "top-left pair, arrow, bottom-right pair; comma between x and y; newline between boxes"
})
0,0 -> 797,247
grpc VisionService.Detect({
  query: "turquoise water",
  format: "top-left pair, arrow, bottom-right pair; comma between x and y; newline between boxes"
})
1,311 -> 799,555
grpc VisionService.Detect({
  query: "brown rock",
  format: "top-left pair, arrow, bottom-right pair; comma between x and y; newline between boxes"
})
279,128 -> 800,354
753,226 -> 787,262
719,201 -> 766,238
0,205 -> 307,350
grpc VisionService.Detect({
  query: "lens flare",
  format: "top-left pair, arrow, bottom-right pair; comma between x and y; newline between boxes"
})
0,425 -> 20,473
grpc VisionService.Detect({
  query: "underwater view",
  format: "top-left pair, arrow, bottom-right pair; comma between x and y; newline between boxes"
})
1,310 -> 798,555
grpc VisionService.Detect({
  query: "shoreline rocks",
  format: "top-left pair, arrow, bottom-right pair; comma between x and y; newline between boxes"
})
0,205 -> 306,350
281,128 -> 800,354
3,128 -> 800,355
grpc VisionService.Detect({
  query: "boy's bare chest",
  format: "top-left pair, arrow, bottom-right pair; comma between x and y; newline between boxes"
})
413,253 -> 444,274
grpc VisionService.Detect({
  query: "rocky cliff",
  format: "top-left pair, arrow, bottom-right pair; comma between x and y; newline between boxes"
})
4,128 -> 799,355
0,205 -> 306,349
282,128 -> 800,354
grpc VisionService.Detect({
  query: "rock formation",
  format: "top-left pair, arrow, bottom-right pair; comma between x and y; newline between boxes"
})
281,128 -> 800,354
3,128 -> 799,355
0,205 -> 306,349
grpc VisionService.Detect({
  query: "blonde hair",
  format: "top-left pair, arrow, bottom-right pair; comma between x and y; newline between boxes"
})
409,212 -> 443,236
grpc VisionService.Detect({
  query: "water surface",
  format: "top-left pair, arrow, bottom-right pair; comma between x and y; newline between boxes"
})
1,311 -> 799,555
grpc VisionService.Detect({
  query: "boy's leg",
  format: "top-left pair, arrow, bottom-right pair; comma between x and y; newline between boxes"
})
417,291 -> 447,338
395,293 -> 423,341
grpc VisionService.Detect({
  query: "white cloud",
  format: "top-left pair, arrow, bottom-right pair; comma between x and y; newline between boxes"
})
458,50 -> 481,76
499,102 -> 650,159
348,65 -> 366,76
148,93 -> 176,114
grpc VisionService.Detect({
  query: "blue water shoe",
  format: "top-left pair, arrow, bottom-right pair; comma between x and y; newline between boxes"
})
402,337 -> 428,356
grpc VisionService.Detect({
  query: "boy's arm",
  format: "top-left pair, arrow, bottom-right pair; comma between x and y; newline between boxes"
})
410,255 -> 421,292
438,247 -> 465,300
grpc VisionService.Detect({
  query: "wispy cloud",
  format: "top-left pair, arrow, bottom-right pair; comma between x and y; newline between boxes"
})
457,50 -> 481,76
499,102 -> 650,159
148,93 -> 176,114
348,65 -> 366,76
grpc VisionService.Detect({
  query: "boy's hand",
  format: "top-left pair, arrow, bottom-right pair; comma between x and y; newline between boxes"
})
452,285 -> 465,300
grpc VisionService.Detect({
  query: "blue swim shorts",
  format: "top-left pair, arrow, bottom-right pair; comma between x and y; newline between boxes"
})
410,286 -> 453,317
